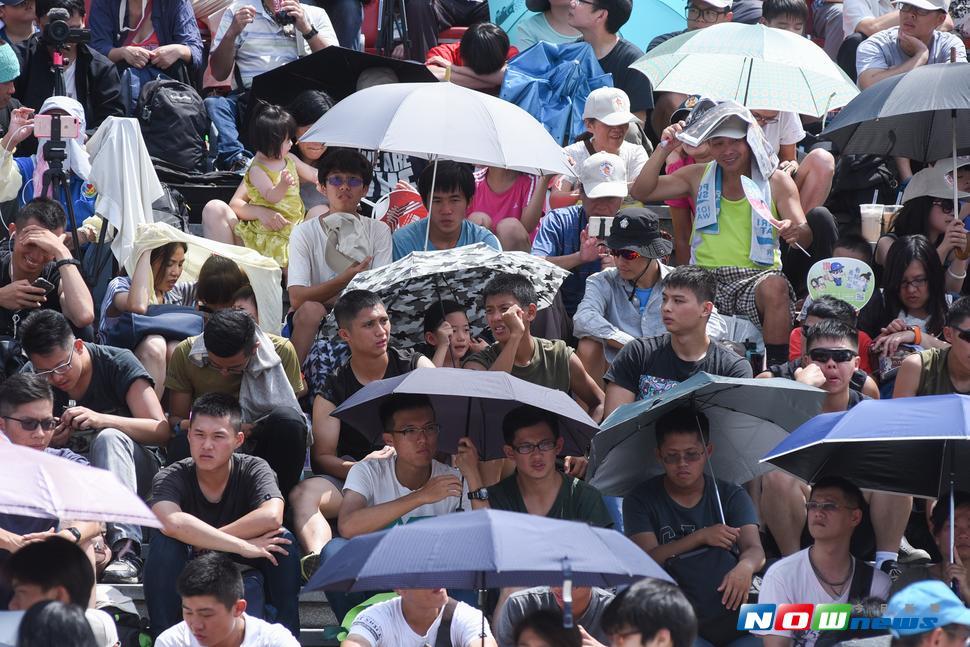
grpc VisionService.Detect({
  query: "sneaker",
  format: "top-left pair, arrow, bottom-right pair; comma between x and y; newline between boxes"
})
880,559 -> 903,582
300,553 -> 321,584
226,155 -> 252,174
898,537 -> 932,565
101,551 -> 144,584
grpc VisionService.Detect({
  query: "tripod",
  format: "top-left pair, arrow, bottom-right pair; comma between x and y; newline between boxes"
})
376,0 -> 410,58
41,48 -> 82,258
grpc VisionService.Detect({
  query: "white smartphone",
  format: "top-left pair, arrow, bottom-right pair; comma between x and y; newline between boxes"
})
587,216 -> 615,239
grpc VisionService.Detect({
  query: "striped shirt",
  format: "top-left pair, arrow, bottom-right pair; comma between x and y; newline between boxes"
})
212,0 -> 337,90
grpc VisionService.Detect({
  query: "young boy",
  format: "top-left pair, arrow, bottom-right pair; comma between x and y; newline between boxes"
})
623,406 -> 764,645
290,290 -> 433,580
456,404 -> 613,526
418,300 -> 487,368
155,552 -> 299,647
463,273 -> 605,424
426,22 -> 519,92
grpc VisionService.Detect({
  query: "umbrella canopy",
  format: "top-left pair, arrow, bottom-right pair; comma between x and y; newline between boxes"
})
305,509 -> 671,592
820,62 -> 970,161
761,394 -> 970,499
587,373 -> 826,497
318,243 -> 569,350
501,42 -> 612,146
250,46 -> 437,108
299,82 -> 575,176
0,441 -> 161,528
631,23 -> 858,116
331,368 -> 598,460
625,0 -> 687,52
490,0 -> 530,41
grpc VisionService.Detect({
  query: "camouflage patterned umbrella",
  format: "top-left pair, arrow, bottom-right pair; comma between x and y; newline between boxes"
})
319,243 -> 569,349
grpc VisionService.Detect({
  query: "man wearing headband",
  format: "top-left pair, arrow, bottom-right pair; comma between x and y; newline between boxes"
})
632,103 -> 810,369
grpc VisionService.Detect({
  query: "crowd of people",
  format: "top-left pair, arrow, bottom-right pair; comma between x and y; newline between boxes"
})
0,0 -> 968,644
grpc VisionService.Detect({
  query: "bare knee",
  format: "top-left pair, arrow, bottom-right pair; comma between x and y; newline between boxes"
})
756,275 -> 791,309
136,335 -> 167,365
761,471 -> 806,498
467,211 -> 493,230
495,218 -> 530,251
802,149 -> 836,178
289,478 -> 325,510
294,301 -> 327,329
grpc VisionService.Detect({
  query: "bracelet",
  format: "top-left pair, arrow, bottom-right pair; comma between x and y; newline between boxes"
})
444,65 -> 452,82
55,257 -> 81,269
949,267 -> 967,279
909,325 -> 922,345
302,26 -> 319,40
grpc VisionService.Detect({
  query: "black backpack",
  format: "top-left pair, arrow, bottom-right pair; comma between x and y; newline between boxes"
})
152,184 -> 190,232
137,79 -> 210,174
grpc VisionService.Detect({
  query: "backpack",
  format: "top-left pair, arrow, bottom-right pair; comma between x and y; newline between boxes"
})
136,79 -> 210,174
825,155 -> 899,228
151,184 -> 190,232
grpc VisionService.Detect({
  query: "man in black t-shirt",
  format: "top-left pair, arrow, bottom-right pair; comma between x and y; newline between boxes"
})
604,266 -> 751,418
144,393 -> 300,639
289,289 -> 432,580
20,309 -> 169,585
566,0 -> 653,123
0,198 -> 93,344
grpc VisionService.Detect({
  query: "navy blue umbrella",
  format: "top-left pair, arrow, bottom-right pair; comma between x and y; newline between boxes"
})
304,509 -> 671,593
331,368 -> 598,460
761,394 -> 970,566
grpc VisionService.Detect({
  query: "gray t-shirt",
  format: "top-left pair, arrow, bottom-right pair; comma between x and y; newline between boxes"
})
856,27 -> 967,77
494,586 -> 614,647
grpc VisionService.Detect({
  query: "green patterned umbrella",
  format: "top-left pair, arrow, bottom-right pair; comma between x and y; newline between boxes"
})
631,22 -> 858,116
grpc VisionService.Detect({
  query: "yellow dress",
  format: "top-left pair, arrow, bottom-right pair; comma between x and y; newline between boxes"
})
235,157 -> 305,268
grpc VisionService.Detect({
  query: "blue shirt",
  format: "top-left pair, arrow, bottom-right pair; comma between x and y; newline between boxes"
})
392,218 -> 501,261
532,205 -> 601,316
14,156 -> 97,231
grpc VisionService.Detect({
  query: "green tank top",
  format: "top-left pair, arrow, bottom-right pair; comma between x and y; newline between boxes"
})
918,347 -> 960,395
691,195 -> 781,270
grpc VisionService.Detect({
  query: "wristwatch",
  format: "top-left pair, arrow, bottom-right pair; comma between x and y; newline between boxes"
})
302,26 -> 319,40
468,487 -> 489,501
64,527 -> 81,543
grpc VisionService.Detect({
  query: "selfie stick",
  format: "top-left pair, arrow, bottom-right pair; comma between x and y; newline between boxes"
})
41,49 -> 82,257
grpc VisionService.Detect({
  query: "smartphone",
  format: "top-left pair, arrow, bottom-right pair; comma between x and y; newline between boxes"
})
587,216 -> 614,239
33,114 -> 81,140
33,277 -> 55,293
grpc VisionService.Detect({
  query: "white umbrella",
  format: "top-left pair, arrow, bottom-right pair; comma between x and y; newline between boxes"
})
632,23 -> 859,116
299,82 -> 575,176
0,440 -> 161,528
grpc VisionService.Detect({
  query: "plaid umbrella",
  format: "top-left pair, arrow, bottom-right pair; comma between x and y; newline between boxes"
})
319,243 -> 569,349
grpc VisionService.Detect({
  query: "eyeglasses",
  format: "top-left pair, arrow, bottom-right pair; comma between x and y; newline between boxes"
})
931,199 -> 956,215
686,5 -> 729,21
900,276 -> 929,290
391,423 -> 440,438
898,3 -> 936,15
806,501 -> 858,513
34,346 -> 75,377
511,439 -> 557,455
950,325 -> 970,343
326,175 -> 365,188
808,348 -> 858,364
574,0 -> 600,6
3,415 -> 59,431
751,113 -> 779,126
204,359 -> 247,375
609,249 -> 642,261
661,450 -> 705,465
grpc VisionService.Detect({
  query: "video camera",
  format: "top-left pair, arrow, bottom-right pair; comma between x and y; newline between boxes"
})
42,8 -> 91,48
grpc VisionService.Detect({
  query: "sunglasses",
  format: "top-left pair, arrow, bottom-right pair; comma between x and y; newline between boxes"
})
609,249 -> 642,260
661,450 -> 705,465
931,199 -> 956,215
808,348 -> 858,364
950,325 -> 970,343
3,415 -> 59,431
326,175 -> 365,188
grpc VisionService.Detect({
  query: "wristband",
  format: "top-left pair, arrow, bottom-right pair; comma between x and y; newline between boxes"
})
909,325 -> 922,345
56,257 -> 81,270
302,26 -> 319,40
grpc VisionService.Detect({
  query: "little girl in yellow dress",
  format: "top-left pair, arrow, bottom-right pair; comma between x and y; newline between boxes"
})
234,105 -> 316,268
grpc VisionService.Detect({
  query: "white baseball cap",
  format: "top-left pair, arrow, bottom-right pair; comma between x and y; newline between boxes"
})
582,87 -> 639,127
580,152 -> 628,199
894,0 -> 948,12
706,114 -> 749,140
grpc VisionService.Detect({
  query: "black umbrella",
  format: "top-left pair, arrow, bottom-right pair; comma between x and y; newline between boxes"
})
249,46 -> 437,109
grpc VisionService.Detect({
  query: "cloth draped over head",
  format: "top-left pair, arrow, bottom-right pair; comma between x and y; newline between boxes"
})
32,95 -> 91,199
127,222 -> 284,334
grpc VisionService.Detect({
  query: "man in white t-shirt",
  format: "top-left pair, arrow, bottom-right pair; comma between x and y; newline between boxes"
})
755,476 -> 892,647
155,552 -> 299,647
343,589 -> 497,647
287,149 -> 393,363
321,393 -> 479,621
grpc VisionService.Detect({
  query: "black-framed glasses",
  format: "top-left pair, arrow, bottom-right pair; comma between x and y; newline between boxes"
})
511,439 -> 557,455
950,325 -> 970,343
901,276 -> 929,290
808,348 -> 858,364
751,112 -> 780,126
609,249 -> 642,261
3,415 -> 59,431
806,501 -> 858,513
391,423 -> 440,438
34,346 -> 75,377
326,175 -> 365,188
931,199 -> 956,215
574,0 -> 600,6
661,450 -> 705,465
686,5 -> 728,21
